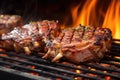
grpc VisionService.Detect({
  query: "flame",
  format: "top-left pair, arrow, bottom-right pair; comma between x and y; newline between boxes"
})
71,0 -> 98,27
102,0 -> 120,39
64,0 -> 120,39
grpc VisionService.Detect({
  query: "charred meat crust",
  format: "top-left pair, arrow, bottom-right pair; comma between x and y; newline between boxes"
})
1,20 -> 60,54
43,25 -> 112,64
0,16 -> 112,64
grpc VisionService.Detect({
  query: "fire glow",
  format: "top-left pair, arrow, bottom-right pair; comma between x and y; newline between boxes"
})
65,0 -> 120,39
103,0 -> 120,39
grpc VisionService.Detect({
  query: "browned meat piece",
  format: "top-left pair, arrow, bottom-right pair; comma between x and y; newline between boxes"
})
61,29 -> 75,44
82,26 -> 95,40
0,20 -> 60,54
0,15 -> 23,35
71,25 -> 84,43
0,16 -> 112,64
42,25 -> 112,64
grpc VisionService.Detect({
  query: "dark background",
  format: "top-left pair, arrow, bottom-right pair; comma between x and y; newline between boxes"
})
0,0 -> 111,25
0,0 -> 76,23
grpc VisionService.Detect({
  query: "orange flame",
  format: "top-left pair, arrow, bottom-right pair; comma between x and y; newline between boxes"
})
102,0 -> 120,39
71,0 -> 98,27
65,0 -> 120,39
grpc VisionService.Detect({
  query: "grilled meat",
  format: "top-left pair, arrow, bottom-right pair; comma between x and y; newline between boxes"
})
42,25 -> 112,64
0,15 -> 23,35
0,15 -> 112,64
0,20 -> 60,54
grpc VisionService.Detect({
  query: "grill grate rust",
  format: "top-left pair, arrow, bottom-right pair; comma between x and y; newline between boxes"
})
0,39 -> 120,80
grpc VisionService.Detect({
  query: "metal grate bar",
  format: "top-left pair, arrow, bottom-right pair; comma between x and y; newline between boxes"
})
80,63 -> 120,73
0,55 -> 102,80
0,60 -> 73,80
0,39 -> 120,80
0,51 -> 120,79
101,61 -> 120,68
0,53 -> 119,78
0,66 -> 50,80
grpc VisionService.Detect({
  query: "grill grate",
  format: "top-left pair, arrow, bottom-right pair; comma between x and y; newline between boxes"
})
0,39 -> 120,80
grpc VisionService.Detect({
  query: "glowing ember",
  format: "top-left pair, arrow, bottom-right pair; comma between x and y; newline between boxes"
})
103,71 -> 107,73
75,70 -> 81,74
100,63 -> 110,67
30,72 -> 39,76
112,61 -> 120,64
0,48 -> 5,52
56,78 -> 62,80
74,77 -> 82,80
88,73 -> 97,77
74,77 -> 79,80
115,56 -> 120,59
88,67 -> 96,71
105,76 -> 111,80
30,65 -> 35,69
0,53 -> 8,57
62,62 -> 67,64
77,66 -> 81,68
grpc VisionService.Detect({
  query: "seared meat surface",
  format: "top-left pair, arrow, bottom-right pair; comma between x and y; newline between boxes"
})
42,25 -> 112,64
0,15 -> 112,64
0,20 -> 60,54
0,15 -> 23,35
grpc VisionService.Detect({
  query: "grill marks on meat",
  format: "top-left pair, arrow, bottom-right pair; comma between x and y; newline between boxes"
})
0,15 -> 112,64
71,26 -> 84,43
42,25 -> 112,64
61,29 -> 75,44
0,20 -> 60,54
82,26 -> 95,40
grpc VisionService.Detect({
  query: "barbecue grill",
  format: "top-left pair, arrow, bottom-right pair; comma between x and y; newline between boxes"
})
0,39 -> 120,80
0,0 -> 120,80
